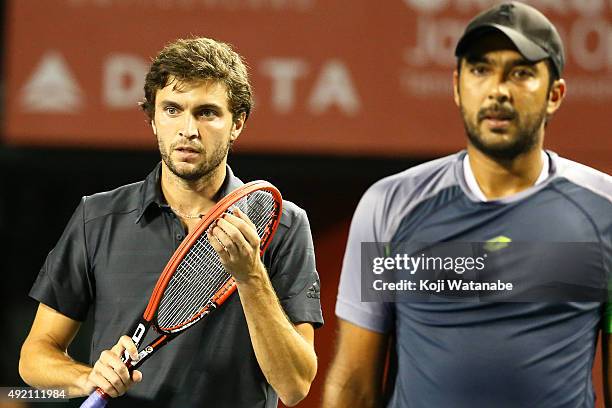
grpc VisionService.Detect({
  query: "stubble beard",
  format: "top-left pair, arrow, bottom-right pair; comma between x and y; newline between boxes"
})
159,140 -> 231,182
461,104 -> 547,160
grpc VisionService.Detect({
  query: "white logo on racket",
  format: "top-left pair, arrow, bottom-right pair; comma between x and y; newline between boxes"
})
123,323 -> 146,362
132,323 -> 146,344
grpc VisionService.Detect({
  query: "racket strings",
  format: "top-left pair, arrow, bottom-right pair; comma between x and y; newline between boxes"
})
158,237 -> 227,329
157,190 -> 279,331
236,190 -> 277,238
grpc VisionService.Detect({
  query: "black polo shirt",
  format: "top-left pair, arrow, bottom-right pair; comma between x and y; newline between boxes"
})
30,163 -> 323,408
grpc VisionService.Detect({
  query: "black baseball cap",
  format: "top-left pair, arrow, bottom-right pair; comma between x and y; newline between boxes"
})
455,1 -> 565,78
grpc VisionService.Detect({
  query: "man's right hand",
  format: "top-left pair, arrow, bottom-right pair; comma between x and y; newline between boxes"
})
82,335 -> 143,398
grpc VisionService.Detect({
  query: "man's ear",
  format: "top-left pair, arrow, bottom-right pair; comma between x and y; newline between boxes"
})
151,121 -> 157,136
547,78 -> 566,116
230,112 -> 247,142
453,69 -> 461,108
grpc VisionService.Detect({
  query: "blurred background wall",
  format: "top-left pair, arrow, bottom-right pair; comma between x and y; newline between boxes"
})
1,1 -> 610,407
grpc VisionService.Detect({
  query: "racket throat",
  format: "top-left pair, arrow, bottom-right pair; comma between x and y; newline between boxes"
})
131,334 -> 171,369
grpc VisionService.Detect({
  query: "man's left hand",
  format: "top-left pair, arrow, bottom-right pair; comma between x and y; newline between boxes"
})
207,207 -> 264,283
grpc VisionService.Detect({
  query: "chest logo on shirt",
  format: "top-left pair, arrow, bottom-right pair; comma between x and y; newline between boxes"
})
484,235 -> 512,252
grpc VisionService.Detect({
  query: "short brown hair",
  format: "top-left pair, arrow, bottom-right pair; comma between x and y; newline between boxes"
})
140,37 -> 253,122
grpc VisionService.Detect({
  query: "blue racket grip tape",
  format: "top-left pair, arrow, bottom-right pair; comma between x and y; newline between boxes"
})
80,390 -> 108,408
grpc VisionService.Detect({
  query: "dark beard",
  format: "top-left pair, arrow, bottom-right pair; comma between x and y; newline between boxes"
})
462,105 -> 546,160
160,141 -> 230,182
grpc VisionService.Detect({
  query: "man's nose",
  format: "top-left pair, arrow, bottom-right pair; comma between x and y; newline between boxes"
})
178,115 -> 199,139
488,77 -> 511,103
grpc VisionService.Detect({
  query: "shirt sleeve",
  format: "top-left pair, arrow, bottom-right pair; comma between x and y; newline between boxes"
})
29,197 -> 94,321
336,184 -> 393,333
266,204 -> 323,328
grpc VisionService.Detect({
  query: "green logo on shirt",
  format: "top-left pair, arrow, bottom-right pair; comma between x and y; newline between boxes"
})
484,236 -> 512,252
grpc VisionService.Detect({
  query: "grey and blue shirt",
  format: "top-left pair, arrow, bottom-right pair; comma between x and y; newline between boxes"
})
337,150 -> 612,408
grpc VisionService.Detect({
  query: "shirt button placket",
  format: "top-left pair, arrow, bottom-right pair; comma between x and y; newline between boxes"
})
171,213 -> 186,246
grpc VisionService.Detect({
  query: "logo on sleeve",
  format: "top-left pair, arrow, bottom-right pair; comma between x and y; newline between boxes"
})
306,280 -> 320,299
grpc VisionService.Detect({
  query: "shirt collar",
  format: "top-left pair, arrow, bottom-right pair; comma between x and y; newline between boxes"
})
135,162 -> 244,223
463,150 -> 550,202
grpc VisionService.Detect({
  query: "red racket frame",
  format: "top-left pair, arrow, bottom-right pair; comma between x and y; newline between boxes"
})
143,180 -> 282,333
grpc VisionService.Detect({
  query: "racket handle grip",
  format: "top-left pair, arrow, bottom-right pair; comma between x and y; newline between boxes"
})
79,388 -> 109,408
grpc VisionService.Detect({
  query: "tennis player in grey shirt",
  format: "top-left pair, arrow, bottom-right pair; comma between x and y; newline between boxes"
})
324,3 -> 612,407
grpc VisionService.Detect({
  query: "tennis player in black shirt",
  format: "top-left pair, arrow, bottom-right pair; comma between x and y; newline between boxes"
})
19,37 -> 323,408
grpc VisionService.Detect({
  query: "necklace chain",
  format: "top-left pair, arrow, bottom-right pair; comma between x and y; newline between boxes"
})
170,206 -> 203,219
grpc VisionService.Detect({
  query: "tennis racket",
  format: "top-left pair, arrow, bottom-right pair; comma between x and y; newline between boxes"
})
80,181 -> 283,408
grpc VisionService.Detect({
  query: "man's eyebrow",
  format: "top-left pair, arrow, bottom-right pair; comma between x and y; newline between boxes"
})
506,57 -> 538,68
159,100 -> 182,108
464,55 -> 491,65
158,101 -> 223,111
193,103 -> 223,111
464,54 -> 538,67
